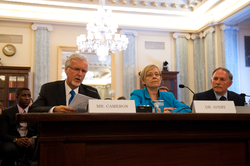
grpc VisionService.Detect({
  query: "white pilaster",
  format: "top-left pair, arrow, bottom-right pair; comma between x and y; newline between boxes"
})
203,26 -> 214,37
120,30 -> 138,36
220,24 -> 239,31
173,33 -> 190,39
31,23 -> 53,32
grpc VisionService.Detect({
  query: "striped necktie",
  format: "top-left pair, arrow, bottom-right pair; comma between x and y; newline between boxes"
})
219,96 -> 226,101
68,90 -> 75,105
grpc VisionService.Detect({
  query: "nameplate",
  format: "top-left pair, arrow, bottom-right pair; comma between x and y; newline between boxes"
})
192,101 -> 236,113
89,100 -> 136,113
235,106 -> 250,113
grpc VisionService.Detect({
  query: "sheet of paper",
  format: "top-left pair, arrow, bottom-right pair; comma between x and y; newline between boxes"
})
69,93 -> 98,113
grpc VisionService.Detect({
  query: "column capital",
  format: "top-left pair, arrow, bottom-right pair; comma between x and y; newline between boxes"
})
191,32 -> 203,40
120,29 -> 138,36
31,23 -> 53,31
203,26 -> 214,37
173,33 -> 190,39
220,24 -> 239,31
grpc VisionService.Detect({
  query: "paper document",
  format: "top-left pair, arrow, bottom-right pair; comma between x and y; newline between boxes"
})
69,93 -> 98,113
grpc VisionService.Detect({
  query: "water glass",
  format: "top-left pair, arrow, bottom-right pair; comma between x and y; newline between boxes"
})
153,100 -> 164,113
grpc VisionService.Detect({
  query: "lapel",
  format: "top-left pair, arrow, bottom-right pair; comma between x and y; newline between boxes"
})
144,87 -> 154,106
56,81 -> 67,105
79,84 -> 87,96
208,89 -> 217,100
12,105 -> 19,123
227,91 -> 233,100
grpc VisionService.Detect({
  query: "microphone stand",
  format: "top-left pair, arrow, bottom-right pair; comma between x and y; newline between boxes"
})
179,84 -> 195,95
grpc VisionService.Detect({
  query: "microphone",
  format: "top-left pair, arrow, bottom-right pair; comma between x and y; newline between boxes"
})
179,84 -> 195,95
240,93 -> 250,97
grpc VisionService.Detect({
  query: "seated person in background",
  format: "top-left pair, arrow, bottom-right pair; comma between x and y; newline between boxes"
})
0,102 -> 5,115
117,96 -> 126,100
159,86 -> 169,92
130,64 -> 191,113
30,53 -> 100,113
192,67 -> 245,107
29,98 -> 33,106
0,88 -> 37,166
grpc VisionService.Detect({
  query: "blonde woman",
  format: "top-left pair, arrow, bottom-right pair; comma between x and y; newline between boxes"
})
130,64 -> 191,113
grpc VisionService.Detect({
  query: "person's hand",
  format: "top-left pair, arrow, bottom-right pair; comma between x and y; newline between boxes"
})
54,105 -> 75,113
163,107 -> 175,113
163,107 -> 176,113
16,137 -> 31,148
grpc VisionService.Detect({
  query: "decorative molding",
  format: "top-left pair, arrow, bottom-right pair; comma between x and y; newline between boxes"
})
161,3 -> 168,7
220,24 -> 239,31
173,33 -> 190,39
151,2 -> 158,7
120,30 -> 138,36
122,0 -> 127,4
171,3 -> 178,8
191,32 -> 203,40
140,1 -> 148,6
194,1 -> 199,6
203,26 -> 214,37
209,21 -> 219,26
31,23 -> 53,31
181,4 -> 187,9
131,0 -> 137,5
190,5 -> 194,11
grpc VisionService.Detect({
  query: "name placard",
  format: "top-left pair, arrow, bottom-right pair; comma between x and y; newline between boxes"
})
89,100 -> 136,113
192,101 -> 236,113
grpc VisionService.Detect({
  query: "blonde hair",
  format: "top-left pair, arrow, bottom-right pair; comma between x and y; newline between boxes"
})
140,64 -> 160,82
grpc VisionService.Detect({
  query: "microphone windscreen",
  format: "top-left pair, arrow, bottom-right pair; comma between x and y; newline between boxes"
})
240,93 -> 246,97
179,84 -> 185,88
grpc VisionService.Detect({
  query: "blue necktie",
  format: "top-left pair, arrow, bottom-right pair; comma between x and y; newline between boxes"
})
219,96 -> 226,101
68,90 -> 75,105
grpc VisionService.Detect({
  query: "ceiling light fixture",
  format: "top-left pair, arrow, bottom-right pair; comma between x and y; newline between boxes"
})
76,0 -> 129,62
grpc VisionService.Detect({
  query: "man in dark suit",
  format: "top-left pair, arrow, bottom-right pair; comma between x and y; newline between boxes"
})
0,88 -> 37,166
30,53 -> 100,113
192,67 -> 245,108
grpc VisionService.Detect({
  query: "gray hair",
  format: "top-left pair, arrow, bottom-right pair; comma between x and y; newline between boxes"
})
65,53 -> 88,68
212,67 -> 233,81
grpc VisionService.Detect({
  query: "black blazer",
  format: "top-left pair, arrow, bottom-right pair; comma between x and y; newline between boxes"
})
0,105 -> 37,142
30,80 -> 101,113
191,89 -> 245,108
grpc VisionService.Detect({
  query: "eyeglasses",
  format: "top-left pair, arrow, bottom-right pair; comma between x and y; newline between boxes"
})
68,66 -> 87,73
146,72 -> 161,77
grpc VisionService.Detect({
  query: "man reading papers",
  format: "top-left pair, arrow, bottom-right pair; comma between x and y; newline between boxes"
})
192,67 -> 245,107
30,53 -> 100,113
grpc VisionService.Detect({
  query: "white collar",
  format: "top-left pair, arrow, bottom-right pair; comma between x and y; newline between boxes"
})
214,91 -> 228,100
65,81 -> 79,95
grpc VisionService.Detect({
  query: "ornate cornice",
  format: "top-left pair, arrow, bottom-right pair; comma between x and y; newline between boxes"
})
191,32 -> 203,40
120,30 -> 138,36
203,27 -> 214,37
220,24 -> 239,31
31,23 -> 53,31
173,33 -> 190,39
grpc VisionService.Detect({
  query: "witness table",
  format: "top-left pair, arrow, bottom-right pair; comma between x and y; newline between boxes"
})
17,113 -> 250,166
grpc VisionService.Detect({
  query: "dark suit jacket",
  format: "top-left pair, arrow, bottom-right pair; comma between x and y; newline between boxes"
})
0,105 -> 37,142
191,89 -> 245,108
30,80 -> 101,113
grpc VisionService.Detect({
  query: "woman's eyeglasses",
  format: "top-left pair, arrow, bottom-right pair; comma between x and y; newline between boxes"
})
146,72 -> 161,77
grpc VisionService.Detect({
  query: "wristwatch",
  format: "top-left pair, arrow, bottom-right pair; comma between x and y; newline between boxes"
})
13,138 -> 18,143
